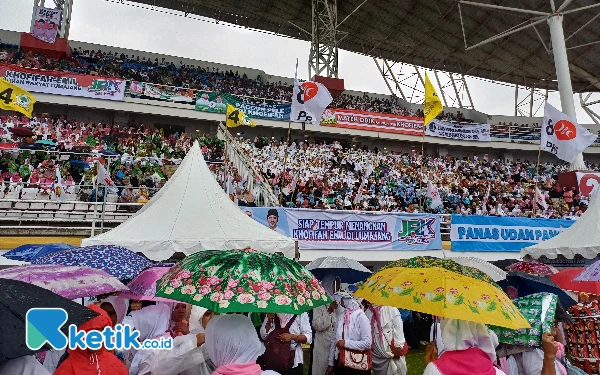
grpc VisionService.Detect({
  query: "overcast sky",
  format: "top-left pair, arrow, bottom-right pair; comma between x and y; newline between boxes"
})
0,0 -> 597,123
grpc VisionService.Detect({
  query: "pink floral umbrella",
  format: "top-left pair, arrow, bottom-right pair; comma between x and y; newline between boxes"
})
120,265 -> 177,302
506,261 -> 558,276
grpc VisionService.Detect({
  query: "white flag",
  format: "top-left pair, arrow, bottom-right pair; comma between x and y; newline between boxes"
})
54,167 -> 66,202
541,103 -> 597,162
535,187 -> 548,211
291,79 -> 332,126
426,181 -> 443,209
354,178 -> 367,204
96,161 -> 118,193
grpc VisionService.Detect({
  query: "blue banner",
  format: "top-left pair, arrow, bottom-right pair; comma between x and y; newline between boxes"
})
450,215 -> 575,252
241,207 -> 442,251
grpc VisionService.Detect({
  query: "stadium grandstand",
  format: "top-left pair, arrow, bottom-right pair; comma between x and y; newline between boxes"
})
1,0 -> 600,264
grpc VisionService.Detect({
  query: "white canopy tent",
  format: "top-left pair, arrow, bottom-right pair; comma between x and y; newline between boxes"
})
82,142 -> 296,260
522,189 -> 600,260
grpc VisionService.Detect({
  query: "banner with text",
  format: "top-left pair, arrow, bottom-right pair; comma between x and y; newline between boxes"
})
321,108 -> 424,136
450,215 -> 575,252
425,119 -> 491,142
243,208 -> 441,251
195,91 -> 291,120
576,172 -> 600,197
144,83 -> 195,103
0,65 -> 126,101
32,7 -> 61,44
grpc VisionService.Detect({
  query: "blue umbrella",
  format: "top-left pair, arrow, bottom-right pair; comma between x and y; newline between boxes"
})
99,149 -> 120,156
498,271 -> 577,309
31,245 -> 152,280
35,139 -> 56,146
307,256 -> 372,283
67,160 -> 90,170
2,243 -> 76,262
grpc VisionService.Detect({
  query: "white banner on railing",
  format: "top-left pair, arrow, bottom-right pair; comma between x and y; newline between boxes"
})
426,119 -> 491,142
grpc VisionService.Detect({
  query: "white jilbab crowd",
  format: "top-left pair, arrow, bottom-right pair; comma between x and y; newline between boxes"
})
0,276 -> 567,375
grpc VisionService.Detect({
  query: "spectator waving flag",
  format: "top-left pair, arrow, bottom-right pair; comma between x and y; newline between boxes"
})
426,181 -> 443,208
226,104 -> 256,128
535,186 -> 548,211
96,161 -> 118,193
0,78 -> 36,118
54,167 -> 66,202
424,73 -> 443,125
541,102 -> 597,162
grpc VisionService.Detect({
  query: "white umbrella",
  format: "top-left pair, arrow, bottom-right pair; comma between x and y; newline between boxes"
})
449,256 -> 507,281
307,256 -> 372,283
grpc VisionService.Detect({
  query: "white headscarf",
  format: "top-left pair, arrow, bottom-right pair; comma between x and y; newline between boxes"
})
101,295 -> 128,325
188,305 -> 208,334
0,355 -> 50,375
129,304 -> 172,341
440,319 -> 497,361
205,314 -> 265,368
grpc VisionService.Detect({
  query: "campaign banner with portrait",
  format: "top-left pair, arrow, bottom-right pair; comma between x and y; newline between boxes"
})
31,7 -> 61,44
143,83 -> 195,103
195,91 -> 291,120
320,108 -> 424,136
450,215 -> 575,252
242,207 -> 442,251
425,119 -> 491,142
0,65 -> 126,101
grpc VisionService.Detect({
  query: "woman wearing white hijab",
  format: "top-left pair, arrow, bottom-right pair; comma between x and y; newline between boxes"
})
125,304 -> 172,375
312,275 -> 340,375
327,293 -> 372,375
423,318 -> 505,375
206,314 -> 280,375
365,304 -> 407,375
151,306 -> 217,375
0,355 -> 50,375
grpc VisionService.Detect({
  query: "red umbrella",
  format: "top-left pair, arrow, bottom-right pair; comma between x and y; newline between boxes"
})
8,127 -> 34,137
551,268 -> 600,294
506,260 -> 558,276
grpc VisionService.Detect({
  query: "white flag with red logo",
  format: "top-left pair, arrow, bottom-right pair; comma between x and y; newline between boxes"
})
426,181 -> 443,209
291,79 -> 333,126
541,103 -> 597,162
535,186 -> 548,211
96,161 -> 118,193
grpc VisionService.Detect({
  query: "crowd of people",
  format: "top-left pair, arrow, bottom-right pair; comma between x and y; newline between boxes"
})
0,113 -> 238,206
236,137 -> 598,219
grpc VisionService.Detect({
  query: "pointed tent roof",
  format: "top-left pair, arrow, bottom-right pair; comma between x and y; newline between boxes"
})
522,189 -> 600,259
81,142 -> 296,260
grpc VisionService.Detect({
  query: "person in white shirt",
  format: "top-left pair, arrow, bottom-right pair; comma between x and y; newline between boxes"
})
327,293 -> 372,375
312,275 -> 340,375
260,312 -> 312,375
0,355 -> 50,375
366,304 -> 407,375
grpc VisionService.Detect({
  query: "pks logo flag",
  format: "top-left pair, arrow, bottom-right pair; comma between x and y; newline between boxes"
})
291,79 -> 332,126
541,103 -> 597,162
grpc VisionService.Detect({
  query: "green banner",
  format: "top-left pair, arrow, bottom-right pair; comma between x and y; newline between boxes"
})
195,91 -> 291,120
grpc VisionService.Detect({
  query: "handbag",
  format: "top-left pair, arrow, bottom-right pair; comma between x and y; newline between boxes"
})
339,322 -> 372,371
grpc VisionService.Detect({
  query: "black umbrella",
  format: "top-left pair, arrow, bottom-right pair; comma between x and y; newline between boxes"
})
0,279 -> 98,364
499,271 -> 577,309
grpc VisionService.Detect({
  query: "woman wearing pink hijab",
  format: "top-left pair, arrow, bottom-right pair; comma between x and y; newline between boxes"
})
206,314 -> 280,375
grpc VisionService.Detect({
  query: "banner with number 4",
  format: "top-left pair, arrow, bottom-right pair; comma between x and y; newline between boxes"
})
541,103 -> 597,163
225,104 -> 256,128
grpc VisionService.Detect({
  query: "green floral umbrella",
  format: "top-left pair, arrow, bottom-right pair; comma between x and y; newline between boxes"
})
155,248 -> 332,314
382,256 -> 499,287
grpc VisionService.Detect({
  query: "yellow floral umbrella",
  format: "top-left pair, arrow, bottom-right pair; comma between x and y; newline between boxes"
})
354,266 -> 530,329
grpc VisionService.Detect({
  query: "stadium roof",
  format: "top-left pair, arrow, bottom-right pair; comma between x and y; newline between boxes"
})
127,0 -> 600,92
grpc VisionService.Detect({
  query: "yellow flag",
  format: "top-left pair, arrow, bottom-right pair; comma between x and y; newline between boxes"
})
424,73 -> 443,126
0,78 -> 36,118
226,104 -> 256,128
